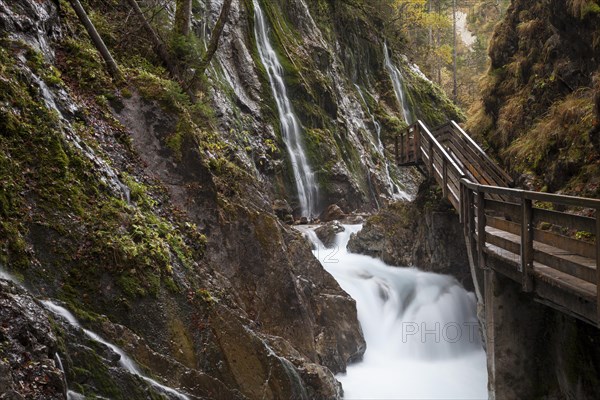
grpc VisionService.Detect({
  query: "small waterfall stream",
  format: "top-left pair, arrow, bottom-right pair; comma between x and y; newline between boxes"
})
300,225 -> 488,399
41,301 -> 190,400
383,43 -> 413,125
354,84 -> 409,200
253,0 -> 319,218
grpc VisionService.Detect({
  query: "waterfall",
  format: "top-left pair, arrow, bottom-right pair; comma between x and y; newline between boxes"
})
54,353 -> 86,400
41,301 -> 190,400
354,84 -> 409,200
383,43 -> 413,125
253,0 -> 319,218
299,225 -> 487,399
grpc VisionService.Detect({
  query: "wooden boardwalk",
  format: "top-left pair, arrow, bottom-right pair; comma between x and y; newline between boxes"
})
393,120 -> 600,326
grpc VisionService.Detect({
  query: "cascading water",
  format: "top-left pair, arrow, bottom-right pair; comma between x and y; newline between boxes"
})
253,0 -> 319,218
354,84 -> 409,200
300,225 -> 488,399
41,301 -> 190,400
383,43 -> 413,125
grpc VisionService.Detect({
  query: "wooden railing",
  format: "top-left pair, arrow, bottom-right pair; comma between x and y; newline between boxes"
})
393,120 -> 600,326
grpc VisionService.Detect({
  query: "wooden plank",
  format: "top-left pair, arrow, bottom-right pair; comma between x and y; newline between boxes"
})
449,120 -> 513,185
418,121 -> 464,176
534,248 -> 596,284
399,133 -> 403,164
434,121 -> 509,189
443,141 -> 497,187
415,123 -> 421,163
487,216 -> 596,259
522,198 -> 534,291
462,181 -> 600,209
525,191 -> 600,209
533,208 -> 595,233
428,139 -> 434,175
485,199 -> 521,221
444,137 -> 506,188
442,158 -> 448,199
485,226 -> 597,284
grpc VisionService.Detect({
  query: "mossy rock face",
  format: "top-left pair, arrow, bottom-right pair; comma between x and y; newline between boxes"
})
468,0 -> 600,195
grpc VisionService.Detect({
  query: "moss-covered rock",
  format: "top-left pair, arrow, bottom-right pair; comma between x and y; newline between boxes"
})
467,0 -> 600,196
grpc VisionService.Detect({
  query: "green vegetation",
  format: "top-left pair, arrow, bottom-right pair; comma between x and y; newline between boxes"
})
0,38 -> 205,305
467,0 -> 600,196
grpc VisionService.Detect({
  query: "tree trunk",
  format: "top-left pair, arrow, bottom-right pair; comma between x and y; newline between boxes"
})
175,0 -> 192,36
68,0 -> 122,82
196,0 -> 233,77
452,0 -> 458,103
125,0 -> 180,78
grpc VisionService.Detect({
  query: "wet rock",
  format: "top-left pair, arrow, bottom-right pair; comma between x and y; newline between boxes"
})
315,221 -> 345,248
0,280 -> 65,400
319,204 -> 346,222
348,180 -> 472,290
272,199 -> 293,223
342,214 -> 364,224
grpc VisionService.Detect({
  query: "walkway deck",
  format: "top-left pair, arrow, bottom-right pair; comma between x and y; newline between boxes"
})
393,120 -> 600,326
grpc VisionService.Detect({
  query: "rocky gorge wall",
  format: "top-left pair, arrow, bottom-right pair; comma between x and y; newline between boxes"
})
0,0 -> 466,398
468,0 -> 600,196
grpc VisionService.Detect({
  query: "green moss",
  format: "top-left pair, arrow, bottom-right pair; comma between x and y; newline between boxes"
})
0,37 -> 202,303
133,70 -> 190,112
60,37 -> 113,93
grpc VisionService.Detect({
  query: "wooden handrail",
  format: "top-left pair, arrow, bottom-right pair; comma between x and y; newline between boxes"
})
393,119 -> 600,327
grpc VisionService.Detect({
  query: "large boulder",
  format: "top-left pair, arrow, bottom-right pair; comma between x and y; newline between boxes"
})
272,199 -> 294,224
347,179 -> 472,290
319,204 -> 346,222
315,221 -> 345,248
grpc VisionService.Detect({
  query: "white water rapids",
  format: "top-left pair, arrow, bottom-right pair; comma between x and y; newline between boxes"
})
300,225 -> 488,399
254,0 -> 319,218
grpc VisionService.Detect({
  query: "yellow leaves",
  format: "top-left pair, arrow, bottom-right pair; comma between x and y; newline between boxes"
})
394,0 -> 429,27
423,11 -> 452,30
392,1 -> 451,31
434,44 -> 453,65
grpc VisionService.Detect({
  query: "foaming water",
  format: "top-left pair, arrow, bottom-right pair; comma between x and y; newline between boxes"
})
300,225 -> 488,399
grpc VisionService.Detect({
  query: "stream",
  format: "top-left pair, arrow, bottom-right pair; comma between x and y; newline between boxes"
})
300,224 -> 488,399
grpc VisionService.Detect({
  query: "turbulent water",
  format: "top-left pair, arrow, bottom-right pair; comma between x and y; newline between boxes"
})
301,225 -> 488,399
253,0 -> 319,218
383,43 -> 414,125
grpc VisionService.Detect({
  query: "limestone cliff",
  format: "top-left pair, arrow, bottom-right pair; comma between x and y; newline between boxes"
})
468,0 -> 600,196
0,0 -> 462,397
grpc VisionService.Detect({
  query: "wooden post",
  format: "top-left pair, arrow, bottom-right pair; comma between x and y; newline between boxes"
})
415,124 -> 421,163
477,189 -> 486,270
442,158 -> 448,199
596,207 -> 600,326
458,181 -> 467,225
468,189 -> 477,264
428,140 -> 434,176
521,197 -> 534,292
